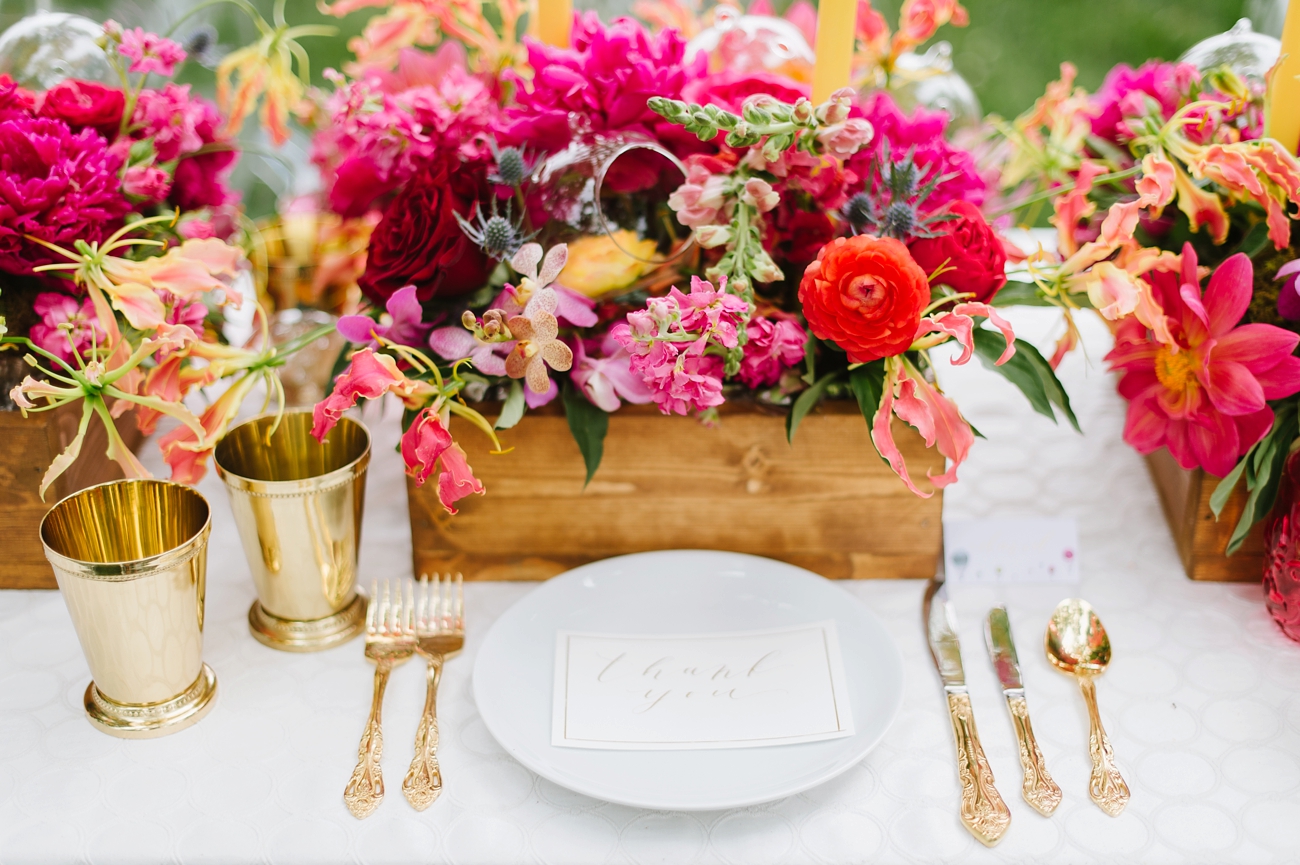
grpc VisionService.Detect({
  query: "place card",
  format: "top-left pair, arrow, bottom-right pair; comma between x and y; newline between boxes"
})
552,622 -> 854,750
944,516 -> 1081,584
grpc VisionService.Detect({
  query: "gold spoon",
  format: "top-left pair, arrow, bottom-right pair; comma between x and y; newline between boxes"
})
1045,598 -> 1130,816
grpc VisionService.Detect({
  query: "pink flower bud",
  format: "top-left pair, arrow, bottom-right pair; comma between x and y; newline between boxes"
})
694,224 -> 733,249
741,178 -> 780,213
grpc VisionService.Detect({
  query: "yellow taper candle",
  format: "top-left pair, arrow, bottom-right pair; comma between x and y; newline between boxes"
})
812,0 -> 858,104
1268,1 -> 1300,154
537,0 -> 572,48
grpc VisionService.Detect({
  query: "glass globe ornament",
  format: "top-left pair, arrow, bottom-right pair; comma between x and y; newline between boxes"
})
889,42 -> 982,132
686,6 -> 815,80
0,12 -> 115,90
1179,17 -> 1280,90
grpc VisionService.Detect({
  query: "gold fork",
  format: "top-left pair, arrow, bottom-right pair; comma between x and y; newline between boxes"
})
343,580 -> 415,819
402,572 -> 465,810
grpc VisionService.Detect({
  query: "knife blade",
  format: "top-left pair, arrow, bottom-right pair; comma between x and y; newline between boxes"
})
984,606 -> 1062,816
922,577 -> 1010,847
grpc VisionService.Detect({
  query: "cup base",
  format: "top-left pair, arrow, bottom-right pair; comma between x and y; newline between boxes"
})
248,593 -> 367,652
84,663 -> 218,739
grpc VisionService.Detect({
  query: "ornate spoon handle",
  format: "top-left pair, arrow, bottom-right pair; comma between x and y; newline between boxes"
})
402,654 -> 445,810
1006,693 -> 1062,816
344,660 -> 393,819
946,691 -> 1011,847
1079,676 -> 1129,816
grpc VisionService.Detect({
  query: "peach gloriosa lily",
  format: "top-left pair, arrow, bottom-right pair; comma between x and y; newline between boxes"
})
1107,246 -> 1300,477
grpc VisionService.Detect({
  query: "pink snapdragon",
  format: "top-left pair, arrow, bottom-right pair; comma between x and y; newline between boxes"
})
29,293 -> 105,363
110,23 -> 187,77
668,158 -> 731,227
738,316 -> 806,388
614,276 -> 749,415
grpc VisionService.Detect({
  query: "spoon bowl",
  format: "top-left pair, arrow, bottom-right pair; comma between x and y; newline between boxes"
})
1046,598 -> 1111,674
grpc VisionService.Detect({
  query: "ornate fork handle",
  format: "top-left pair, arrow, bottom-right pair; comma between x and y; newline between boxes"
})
402,654 -> 445,810
344,659 -> 393,819
1079,676 -> 1129,816
946,690 -> 1011,847
1006,693 -> 1062,816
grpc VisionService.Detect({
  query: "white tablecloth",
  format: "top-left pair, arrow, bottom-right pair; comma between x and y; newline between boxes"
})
1,308 -> 1298,865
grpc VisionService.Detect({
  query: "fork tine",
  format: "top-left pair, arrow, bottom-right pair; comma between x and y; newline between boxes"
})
380,579 -> 391,636
405,580 -> 416,635
455,572 -> 464,630
366,582 -> 378,634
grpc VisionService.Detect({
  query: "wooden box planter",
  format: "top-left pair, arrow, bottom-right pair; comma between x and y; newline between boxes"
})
1145,447 -> 1265,582
408,400 -> 944,581
0,403 -> 145,589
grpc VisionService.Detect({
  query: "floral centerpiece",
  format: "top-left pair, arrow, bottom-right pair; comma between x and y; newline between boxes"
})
307,0 -> 1076,515
0,7 -> 334,495
983,57 -> 1300,556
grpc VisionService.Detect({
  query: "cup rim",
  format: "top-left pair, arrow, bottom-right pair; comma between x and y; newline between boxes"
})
40,478 -> 212,579
214,411 -> 371,496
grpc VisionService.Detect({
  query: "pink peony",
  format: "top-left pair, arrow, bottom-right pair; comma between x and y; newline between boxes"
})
1107,246 -> 1300,477
738,316 -> 806,388
500,14 -> 708,156
113,24 -> 186,77
0,115 -> 129,275
29,292 -> 104,363
846,91 -> 985,210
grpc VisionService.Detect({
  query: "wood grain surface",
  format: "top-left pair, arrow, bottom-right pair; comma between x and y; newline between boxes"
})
409,400 -> 945,581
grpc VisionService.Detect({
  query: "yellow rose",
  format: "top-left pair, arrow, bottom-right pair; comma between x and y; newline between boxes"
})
558,230 -> 660,298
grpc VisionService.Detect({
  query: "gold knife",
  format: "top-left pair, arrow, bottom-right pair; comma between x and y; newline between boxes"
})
985,606 -> 1062,816
923,578 -> 1011,847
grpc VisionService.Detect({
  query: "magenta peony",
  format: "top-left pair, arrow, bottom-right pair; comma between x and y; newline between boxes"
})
500,13 -> 707,156
0,116 -> 129,275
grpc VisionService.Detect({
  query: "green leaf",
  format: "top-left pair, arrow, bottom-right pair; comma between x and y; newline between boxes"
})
562,380 -> 609,485
495,380 -> 526,430
848,361 -> 888,462
987,281 -> 1054,308
1234,219 -> 1272,259
786,371 -> 841,444
1226,403 -> 1298,554
801,331 -> 818,385
972,329 -> 1052,419
972,329 -> 1080,432
1209,451 -> 1250,518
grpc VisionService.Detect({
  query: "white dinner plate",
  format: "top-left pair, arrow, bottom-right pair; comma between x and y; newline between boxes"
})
472,550 -> 904,810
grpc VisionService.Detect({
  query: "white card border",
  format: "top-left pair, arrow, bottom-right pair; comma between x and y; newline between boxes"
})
551,620 -> 855,750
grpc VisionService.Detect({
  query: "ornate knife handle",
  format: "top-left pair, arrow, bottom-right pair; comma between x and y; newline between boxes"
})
946,691 -> 1011,847
344,659 -> 393,819
1006,693 -> 1062,816
402,654 -> 445,810
1078,676 -> 1130,816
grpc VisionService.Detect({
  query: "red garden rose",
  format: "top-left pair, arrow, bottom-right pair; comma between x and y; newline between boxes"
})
358,159 -> 492,305
906,200 -> 1007,303
798,234 -> 929,363
38,79 -> 125,140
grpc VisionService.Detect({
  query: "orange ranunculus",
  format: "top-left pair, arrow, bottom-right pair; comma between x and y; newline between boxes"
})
797,235 -> 929,363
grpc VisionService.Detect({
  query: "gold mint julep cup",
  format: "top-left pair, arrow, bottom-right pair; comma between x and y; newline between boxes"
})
215,411 -> 370,651
41,479 -> 218,738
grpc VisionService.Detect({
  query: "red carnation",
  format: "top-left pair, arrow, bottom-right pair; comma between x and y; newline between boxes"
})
798,235 -> 929,363
358,159 -> 492,305
907,200 -> 1007,303
38,79 -> 125,140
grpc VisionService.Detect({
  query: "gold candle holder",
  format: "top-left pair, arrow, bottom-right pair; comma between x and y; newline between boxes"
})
41,480 -> 218,738
214,411 -> 370,652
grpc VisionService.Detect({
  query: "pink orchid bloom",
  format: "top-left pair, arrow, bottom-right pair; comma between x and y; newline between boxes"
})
337,285 -> 433,347
427,326 -> 509,376
489,243 -> 598,327
1107,246 -> 1300,477
570,332 -> 655,412
312,348 -> 435,440
505,287 -> 574,394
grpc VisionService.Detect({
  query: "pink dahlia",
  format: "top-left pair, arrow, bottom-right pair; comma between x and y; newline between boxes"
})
0,116 -> 128,275
1107,245 -> 1300,477
846,91 -> 985,210
499,13 -> 708,156
29,292 -> 104,362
